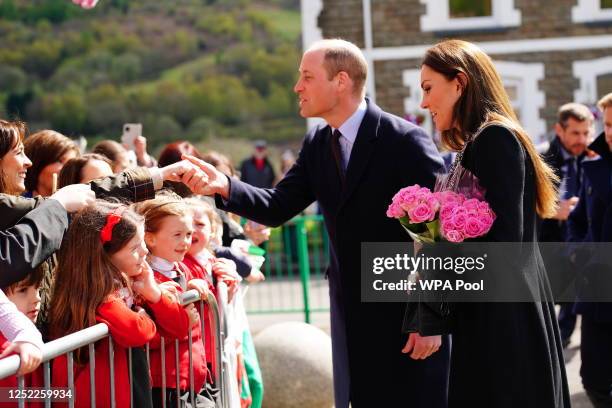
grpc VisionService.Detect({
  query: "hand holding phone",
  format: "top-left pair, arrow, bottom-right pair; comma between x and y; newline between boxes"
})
122,123 -> 142,151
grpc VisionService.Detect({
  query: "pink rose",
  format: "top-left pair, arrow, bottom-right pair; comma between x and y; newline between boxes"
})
426,195 -> 441,213
450,208 -> 467,229
463,199 -> 480,211
386,202 -> 405,218
408,203 -> 436,223
444,229 -> 464,243
439,203 -> 457,222
477,213 -> 495,232
464,217 -> 485,238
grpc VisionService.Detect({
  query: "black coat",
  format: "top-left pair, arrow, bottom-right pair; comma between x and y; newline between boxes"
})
217,99 -> 450,408
445,125 -> 570,407
0,199 -> 68,286
539,136 -> 583,242
567,132 -> 612,321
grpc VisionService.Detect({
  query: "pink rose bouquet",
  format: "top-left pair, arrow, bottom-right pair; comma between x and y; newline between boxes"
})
386,185 -> 495,243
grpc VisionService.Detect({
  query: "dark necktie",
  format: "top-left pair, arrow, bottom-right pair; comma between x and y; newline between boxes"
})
331,129 -> 346,187
564,157 -> 580,199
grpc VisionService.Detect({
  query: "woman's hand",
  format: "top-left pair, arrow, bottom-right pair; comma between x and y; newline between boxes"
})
0,341 -> 42,375
401,333 -> 441,360
132,263 -> 162,304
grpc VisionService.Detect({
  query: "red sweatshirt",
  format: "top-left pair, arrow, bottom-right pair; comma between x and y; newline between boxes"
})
149,264 -> 208,393
182,253 -> 216,368
51,295 -> 158,407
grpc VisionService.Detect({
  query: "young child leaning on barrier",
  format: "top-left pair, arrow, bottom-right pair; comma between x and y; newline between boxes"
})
182,197 -> 241,388
48,201 -> 187,408
136,195 -> 215,408
0,281 -> 44,407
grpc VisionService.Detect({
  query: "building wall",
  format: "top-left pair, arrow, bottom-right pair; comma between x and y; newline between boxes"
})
307,0 -> 612,140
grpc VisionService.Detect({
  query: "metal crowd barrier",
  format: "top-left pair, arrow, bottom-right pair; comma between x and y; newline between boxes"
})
246,214 -> 331,322
0,289 -> 226,408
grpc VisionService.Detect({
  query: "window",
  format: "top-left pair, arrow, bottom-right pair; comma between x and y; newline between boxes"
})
572,0 -> 612,23
449,0 -> 492,18
573,56 -> 612,104
598,73 -> 612,100
420,0 -> 521,32
402,60 -> 546,142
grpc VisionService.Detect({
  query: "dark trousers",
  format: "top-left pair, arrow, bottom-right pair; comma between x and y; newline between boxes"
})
132,347 -> 153,408
581,317 -> 612,407
558,302 -> 577,341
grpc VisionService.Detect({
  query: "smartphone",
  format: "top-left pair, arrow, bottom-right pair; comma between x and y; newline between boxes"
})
121,123 -> 142,151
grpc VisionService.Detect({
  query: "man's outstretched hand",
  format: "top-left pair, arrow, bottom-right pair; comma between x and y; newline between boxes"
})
402,332 -> 441,360
181,154 -> 230,198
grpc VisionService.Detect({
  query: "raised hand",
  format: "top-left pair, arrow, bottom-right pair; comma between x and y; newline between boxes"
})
402,332 -> 441,360
181,154 -> 230,198
159,160 -> 199,183
131,263 -> 162,303
50,184 -> 95,213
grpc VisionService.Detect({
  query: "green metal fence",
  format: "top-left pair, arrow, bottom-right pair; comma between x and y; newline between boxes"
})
243,215 -> 330,323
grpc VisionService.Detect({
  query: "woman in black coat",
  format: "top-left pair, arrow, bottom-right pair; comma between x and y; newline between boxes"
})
406,40 -> 570,407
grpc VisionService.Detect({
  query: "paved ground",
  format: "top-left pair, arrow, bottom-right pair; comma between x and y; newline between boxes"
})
246,280 -> 593,407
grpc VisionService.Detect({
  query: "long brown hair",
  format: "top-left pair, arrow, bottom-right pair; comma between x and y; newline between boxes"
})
422,40 -> 558,218
0,120 -> 27,195
48,201 -> 143,363
24,130 -> 79,193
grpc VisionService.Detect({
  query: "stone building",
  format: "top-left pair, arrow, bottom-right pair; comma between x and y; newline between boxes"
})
300,0 -> 612,143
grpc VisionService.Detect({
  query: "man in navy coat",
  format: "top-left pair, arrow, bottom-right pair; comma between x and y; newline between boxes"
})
183,39 -> 449,407
568,92 -> 612,407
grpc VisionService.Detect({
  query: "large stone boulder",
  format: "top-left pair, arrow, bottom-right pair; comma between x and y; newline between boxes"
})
254,321 -> 334,408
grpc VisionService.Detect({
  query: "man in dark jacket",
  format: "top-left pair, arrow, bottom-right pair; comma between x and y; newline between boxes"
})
540,102 -> 594,347
567,92 -> 612,408
239,140 -> 276,188
181,39 -> 449,408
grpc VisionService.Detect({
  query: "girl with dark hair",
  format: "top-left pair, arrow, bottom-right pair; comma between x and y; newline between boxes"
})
49,201 -> 188,408
23,130 -> 79,197
406,39 -> 569,407
58,153 -> 113,188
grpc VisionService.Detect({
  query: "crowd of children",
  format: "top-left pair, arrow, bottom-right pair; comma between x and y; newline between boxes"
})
0,119 -> 266,407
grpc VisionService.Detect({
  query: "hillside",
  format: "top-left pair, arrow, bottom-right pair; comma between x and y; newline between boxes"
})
0,0 -> 304,152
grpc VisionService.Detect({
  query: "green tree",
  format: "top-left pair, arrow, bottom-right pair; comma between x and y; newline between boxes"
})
41,92 -> 87,134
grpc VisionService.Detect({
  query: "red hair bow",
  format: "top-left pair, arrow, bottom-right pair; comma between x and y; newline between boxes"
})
100,206 -> 128,244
